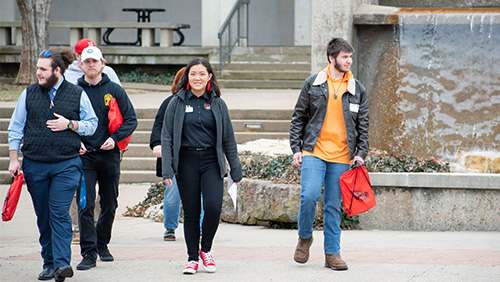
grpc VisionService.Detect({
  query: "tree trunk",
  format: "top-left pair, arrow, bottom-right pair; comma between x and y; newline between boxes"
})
14,0 -> 51,85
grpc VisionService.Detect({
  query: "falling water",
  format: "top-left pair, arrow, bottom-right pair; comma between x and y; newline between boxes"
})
356,8 -> 500,160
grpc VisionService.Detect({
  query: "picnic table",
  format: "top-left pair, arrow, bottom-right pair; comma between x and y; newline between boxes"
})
104,8 -> 189,46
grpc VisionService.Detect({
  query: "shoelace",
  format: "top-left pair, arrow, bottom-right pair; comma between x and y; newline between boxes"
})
200,251 -> 215,265
186,261 -> 198,268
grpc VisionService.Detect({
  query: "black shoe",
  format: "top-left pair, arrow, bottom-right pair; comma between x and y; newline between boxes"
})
54,265 -> 73,282
98,246 -> 114,262
38,268 -> 55,280
163,229 -> 176,241
76,255 -> 96,270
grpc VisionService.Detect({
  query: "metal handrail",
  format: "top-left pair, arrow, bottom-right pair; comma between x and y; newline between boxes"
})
217,0 -> 249,78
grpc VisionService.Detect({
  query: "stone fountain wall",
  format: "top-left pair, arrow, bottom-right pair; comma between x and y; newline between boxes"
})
354,6 -> 500,160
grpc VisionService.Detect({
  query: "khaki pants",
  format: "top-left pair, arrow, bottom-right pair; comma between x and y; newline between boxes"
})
70,186 -> 101,232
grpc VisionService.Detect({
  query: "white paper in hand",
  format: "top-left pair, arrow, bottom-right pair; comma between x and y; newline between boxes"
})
227,169 -> 237,211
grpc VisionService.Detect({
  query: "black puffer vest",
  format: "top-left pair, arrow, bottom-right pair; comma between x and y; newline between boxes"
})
22,80 -> 82,162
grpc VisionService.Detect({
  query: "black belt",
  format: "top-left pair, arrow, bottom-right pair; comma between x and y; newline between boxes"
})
182,147 -> 212,151
86,147 -> 101,153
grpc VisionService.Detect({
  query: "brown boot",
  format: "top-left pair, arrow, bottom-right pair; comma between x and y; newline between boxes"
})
325,254 -> 348,271
293,235 -> 313,263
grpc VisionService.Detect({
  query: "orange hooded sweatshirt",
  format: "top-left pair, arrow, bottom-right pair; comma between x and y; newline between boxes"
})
303,65 -> 353,164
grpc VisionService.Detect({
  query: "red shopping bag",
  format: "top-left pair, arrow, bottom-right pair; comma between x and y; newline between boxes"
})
340,166 -> 376,217
108,97 -> 132,153
2,172 -> 24,221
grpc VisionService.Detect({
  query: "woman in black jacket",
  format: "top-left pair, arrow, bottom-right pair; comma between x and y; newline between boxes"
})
161,58 -> 242,274
149,67 -> 184,241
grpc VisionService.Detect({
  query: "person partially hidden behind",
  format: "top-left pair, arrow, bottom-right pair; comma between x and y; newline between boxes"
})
8,48 -> 98,281
289,37 -> 369,271
75,46 -> 137,271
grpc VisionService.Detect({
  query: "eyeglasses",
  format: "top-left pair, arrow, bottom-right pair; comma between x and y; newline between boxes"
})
39,50 -> 51,57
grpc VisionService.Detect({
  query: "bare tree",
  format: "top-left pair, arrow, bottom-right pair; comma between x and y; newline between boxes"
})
14,0 -> 51,85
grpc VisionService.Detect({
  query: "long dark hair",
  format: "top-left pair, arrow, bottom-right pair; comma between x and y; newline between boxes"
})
176,57 -> 221,97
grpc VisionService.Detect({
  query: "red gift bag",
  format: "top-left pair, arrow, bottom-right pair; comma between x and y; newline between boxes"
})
2,172 -> 24,221
108,97 -> 132,153
340,166 -> 376,217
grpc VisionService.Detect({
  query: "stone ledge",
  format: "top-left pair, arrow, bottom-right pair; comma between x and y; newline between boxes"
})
222,173 -> 500,231
370,172 -> 500,190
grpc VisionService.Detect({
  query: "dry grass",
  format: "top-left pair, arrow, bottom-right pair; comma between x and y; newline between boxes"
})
0,82 -> 25,102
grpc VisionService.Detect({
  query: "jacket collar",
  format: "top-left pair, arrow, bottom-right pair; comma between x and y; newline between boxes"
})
312,70 -> 356,96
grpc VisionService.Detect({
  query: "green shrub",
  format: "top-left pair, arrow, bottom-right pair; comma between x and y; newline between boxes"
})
117,69 -> 176,85
365,149 -> 450,173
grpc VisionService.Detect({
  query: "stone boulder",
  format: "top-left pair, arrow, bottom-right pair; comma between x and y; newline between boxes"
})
221,178 -> 324,225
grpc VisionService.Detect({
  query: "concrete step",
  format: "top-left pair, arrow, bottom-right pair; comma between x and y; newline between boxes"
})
220,79 -> 304,89
232,120 -> 290,132
0,117 -> 154,131
217,62 -> 311,72
125,144 -> 153,157
231,46 -> 311,56
0,170 -> 160,184
0,144 -> 9,156
229,109 -> 293,120
119,170 -> 160,184
135,108 -> 158,119
0,157 -> 9,170
227,53 -> 311,63
137,119 -> 154,131
0,118 -> 10,130
221,70 -> 310,80
0,131 -> 7,143
235,132 -> 289,144
129,131 -> 151,144
0,107 -> 14,118
121,157 -> 156,171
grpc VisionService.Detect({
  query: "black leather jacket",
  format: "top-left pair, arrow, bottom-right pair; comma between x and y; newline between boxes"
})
290,71 -> 369,160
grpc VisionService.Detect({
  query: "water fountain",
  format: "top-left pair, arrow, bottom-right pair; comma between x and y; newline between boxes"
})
354,5 -> 500,171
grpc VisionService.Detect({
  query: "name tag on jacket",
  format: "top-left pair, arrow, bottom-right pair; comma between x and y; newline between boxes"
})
350,103 -> 359,113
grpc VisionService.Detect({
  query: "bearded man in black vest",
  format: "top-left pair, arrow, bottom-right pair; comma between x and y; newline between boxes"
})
8,49 -> 98,282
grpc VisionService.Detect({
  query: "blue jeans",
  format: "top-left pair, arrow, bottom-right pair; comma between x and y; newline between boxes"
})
164,176 -> 204,230
163,176 -> 181,230
298,156 -> 349,255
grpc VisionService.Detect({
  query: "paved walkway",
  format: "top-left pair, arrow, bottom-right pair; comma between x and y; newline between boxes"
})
1,183 -> 500,282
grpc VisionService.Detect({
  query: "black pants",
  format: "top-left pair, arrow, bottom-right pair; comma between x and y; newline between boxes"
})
177,148 -> 223,261
78,149 -> 120,259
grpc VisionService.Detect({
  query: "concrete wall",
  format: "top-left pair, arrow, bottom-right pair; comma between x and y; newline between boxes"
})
310,0 -> 377,74
221,173 -> 500,231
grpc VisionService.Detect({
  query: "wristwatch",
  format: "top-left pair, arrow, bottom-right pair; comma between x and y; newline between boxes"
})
68,120 -> 74,130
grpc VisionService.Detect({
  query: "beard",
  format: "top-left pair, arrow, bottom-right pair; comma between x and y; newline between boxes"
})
334,59 -> 349,74
38,71 -> 59,89
83,66 -> 104,80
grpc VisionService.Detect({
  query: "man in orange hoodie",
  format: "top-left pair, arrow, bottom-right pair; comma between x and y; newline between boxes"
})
289,37 -> 369,271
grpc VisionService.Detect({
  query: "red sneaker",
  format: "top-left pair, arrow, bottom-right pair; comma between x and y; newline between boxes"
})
199,250 -> 216,272
183,260 -> 198,274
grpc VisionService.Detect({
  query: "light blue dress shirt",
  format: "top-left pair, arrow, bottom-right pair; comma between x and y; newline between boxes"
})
8,78 -> 98,151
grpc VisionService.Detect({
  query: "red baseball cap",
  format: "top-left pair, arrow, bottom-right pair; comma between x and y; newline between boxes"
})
74,39 -> 96,54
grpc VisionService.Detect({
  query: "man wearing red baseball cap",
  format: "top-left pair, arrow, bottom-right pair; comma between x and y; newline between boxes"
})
65,39 -> 121,86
